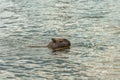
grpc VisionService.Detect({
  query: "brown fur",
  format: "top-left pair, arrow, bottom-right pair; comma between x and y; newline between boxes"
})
47,38 -> 71,51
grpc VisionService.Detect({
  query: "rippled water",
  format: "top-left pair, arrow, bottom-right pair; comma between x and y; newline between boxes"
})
0,0 -> 120,80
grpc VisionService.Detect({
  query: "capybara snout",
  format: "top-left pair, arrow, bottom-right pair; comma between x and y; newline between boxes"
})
47,38 -> 71,51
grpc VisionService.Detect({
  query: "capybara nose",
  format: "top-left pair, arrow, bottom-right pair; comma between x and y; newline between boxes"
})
47,38 -> 71,51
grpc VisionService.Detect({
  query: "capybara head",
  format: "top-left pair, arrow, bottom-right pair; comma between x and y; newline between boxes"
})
47,38 -> 71,51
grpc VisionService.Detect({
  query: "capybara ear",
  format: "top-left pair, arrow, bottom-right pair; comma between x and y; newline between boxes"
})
52,38 -> 56,43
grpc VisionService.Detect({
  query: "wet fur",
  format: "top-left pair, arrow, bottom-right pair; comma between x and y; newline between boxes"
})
27,38 -> 71,51
47,38 -> 71,51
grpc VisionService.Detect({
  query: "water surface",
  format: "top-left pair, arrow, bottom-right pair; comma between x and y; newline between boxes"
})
0,0 -> 120,80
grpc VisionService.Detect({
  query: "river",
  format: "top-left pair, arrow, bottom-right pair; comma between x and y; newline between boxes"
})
0,0 -> 120,80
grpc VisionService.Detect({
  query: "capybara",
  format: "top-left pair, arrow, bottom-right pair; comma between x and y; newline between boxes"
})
47,38 -> 71,51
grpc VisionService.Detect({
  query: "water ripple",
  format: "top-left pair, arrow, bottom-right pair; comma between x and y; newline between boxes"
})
0,0 -> 120,80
